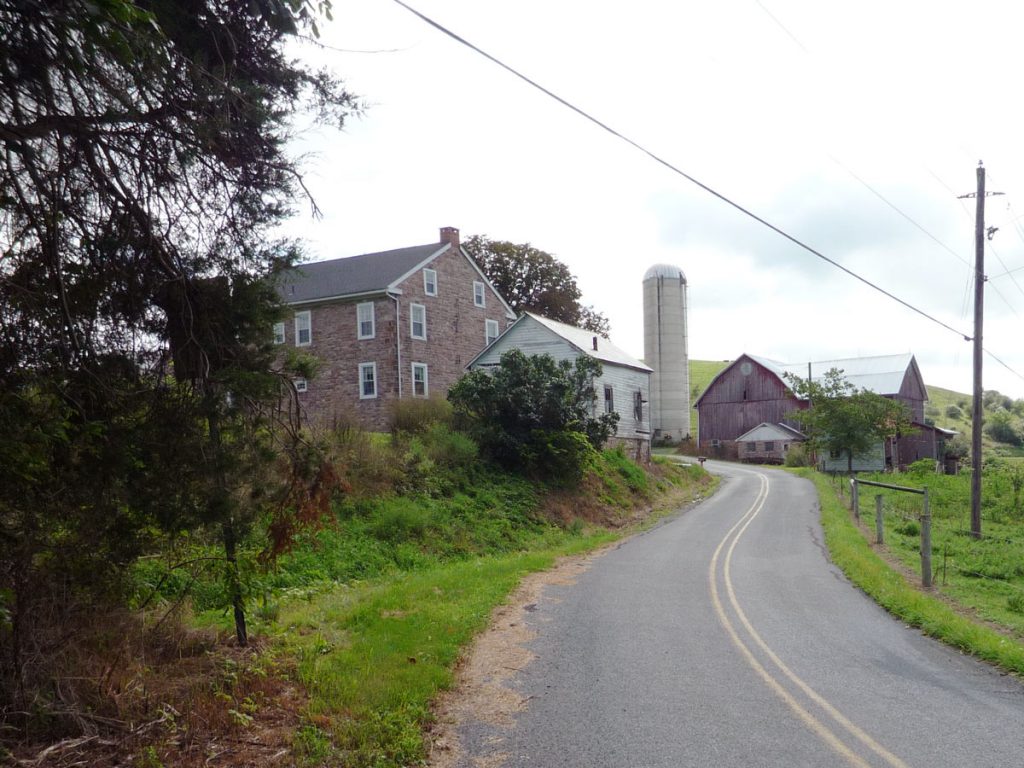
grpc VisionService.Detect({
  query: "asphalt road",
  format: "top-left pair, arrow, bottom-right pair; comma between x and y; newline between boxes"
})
451,460 -> 1024,767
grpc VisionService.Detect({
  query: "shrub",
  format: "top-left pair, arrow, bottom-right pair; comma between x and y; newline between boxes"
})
945,433 -> 969,460
784,444 -> 809,467
388,395 -> 452,435
448,349 -> 616,482
906,458 -> 938,476
945,405 -> 962,419
985,409 -> 1024,447
525,428 -> 598,485
421,424 -> 478,468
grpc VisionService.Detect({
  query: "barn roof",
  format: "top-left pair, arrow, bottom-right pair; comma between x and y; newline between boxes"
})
735,422 -> 806,442
747,352 -> 918,396
695,352 -> 924,407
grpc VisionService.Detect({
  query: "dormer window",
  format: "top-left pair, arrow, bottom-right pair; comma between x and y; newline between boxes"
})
423,268 -> 437,297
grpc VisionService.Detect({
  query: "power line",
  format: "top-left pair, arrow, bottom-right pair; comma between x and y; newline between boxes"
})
753,0 -> 809,54
390,0 -> 972,342
986,349 -> 1024,384
829,155 -> 970,269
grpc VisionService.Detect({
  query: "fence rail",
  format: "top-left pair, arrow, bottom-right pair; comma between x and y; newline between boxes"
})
851,478 -> 932,589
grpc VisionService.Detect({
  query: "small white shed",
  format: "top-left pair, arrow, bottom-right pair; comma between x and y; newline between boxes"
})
467,312 -> 653,461
734,422 -> 805,465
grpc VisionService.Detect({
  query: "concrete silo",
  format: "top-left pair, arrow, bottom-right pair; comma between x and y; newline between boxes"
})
643,264 -> 690,442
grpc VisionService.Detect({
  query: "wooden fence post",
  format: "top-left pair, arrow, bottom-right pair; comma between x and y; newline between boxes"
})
851,479 -> 859,521
921,487 -> 932,589
875,495 -> 884,544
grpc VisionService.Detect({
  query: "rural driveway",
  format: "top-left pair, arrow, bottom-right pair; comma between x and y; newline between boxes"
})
438,460 -> 1024,768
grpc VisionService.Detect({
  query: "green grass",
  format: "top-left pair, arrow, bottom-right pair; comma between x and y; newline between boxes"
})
801,468 -> 1024,675
176,445 -> 713,767
849,465 -> 1024,636
278,542 -> 609,767
690,359 -> 729,437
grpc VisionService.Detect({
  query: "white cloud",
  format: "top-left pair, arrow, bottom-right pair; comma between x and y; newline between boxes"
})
280,0 -> 1024,399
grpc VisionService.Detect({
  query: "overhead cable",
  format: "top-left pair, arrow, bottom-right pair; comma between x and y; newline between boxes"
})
391,0 -> 971,342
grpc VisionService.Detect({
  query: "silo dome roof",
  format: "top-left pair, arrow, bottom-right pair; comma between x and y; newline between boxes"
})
643,263 -> 687,283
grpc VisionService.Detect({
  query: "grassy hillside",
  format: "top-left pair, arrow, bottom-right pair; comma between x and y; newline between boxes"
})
925,384 -> 971,434
689,359 -> 729,437
8,427 -> 715,768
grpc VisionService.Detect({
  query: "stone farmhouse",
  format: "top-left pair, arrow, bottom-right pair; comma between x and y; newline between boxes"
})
468,312 -> 653,462
276,227 -> 516,429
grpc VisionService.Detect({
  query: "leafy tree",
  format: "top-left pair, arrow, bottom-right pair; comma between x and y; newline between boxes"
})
785,369 -> 912,474
464,235 -> 610,335
448,349 -> 618,481
0,0 -> 357,711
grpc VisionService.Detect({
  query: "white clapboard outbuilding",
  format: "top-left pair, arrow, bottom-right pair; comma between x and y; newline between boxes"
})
466,312 -> 652,461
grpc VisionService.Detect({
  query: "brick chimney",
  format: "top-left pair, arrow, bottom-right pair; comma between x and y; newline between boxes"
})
440,226 -> 460,248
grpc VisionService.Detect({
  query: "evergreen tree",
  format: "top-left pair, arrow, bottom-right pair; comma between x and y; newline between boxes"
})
0,0 -> 357,711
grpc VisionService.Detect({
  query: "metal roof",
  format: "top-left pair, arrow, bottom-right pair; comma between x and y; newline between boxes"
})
643,263 -> 687,283
278,243 -> 445,304
524,313 -> 653,372
748,352 -> 916,396
735,422 -> 806,442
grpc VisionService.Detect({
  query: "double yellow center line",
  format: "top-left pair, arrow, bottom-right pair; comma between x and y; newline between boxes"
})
707,470 -> 910,768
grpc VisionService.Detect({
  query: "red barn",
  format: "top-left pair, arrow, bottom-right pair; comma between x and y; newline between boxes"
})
695,352 -> 948,469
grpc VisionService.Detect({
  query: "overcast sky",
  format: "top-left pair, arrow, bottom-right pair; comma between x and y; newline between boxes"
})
279,0 -> 1024,399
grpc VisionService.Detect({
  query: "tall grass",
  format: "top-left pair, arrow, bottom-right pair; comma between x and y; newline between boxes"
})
125,425 -> 714,767
802,468 -> 1024,675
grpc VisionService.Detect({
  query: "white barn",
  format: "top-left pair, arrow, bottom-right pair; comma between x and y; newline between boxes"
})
466,312 -> 653,461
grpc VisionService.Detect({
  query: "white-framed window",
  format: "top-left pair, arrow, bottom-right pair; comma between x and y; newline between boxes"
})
357,302 -> 375,339
604,385 -> 614,414
485,319 -> 499,345
423,268 -> 437,297
473,281 -> 485,307
764,441 -> 775,452
272,322 -> 286,345
294,310 -> 311,346
294,378 -> 308,393
411,362 -> 428,397
359,362 -> 377,399
410,303 -> 426,340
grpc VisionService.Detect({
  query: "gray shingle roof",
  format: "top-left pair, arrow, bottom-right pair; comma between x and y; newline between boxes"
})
278,243 -> 444,304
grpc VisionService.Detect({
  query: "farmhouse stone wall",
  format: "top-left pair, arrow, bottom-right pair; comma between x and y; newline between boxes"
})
283,230 -> 512,431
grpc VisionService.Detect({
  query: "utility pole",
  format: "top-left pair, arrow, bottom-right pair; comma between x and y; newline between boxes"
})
959,162 -> 1003,539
